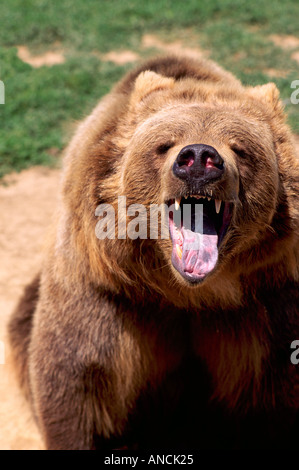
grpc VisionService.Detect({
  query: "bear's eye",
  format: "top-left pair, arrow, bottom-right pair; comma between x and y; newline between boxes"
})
156,142 -> 175,155
231,146 -> 248,160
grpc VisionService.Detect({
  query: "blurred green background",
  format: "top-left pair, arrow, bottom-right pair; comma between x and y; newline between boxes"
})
0,0 -> 299,177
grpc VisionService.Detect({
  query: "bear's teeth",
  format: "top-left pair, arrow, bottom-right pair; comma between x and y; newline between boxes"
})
175,198 -> 181,210
215,200 -> 222,214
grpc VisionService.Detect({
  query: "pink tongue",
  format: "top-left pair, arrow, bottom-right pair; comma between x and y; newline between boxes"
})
181,228 -> 218,277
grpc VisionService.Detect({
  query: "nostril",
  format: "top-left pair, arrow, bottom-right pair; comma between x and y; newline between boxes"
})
204,154 -> 224,170
205,156 -> 215,168
177,149 -> 195,167
200,149 -> 224,169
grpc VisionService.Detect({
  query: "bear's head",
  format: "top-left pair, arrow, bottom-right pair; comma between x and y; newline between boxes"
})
61,59 -> 299,308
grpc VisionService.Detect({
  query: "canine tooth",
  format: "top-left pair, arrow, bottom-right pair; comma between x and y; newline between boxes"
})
215,199 -> 222,214
176,244 -> 182,259
175,198 -> 181,210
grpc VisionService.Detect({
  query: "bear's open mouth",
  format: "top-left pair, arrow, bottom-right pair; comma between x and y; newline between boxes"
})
167,195 -> 232,284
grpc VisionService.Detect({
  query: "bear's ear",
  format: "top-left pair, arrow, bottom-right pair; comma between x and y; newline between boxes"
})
131,71 -> 175,105
247,83 -> 281,108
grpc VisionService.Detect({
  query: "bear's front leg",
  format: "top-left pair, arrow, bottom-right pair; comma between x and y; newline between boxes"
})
28,290 -> 148,450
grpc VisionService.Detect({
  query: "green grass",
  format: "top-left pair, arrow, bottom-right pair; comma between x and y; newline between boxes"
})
0,0 -> 299,177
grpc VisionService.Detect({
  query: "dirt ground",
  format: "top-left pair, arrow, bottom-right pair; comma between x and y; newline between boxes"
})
0,137 -> 298,449
0,167 -> 61,450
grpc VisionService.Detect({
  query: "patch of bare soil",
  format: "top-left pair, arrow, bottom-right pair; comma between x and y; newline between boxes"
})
269,34 -> 299,50
142,33 -> 209,60
17,45 -> 65,68
100,34 -> 209,66
291,51 -> 299,65
101,50 -> 140,65
264,68 -> 289,78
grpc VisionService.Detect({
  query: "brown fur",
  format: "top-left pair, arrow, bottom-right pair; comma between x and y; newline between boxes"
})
8,55 -> 299,449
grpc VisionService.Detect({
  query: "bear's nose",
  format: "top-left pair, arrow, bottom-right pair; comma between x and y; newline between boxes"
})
172,144 -> 224,182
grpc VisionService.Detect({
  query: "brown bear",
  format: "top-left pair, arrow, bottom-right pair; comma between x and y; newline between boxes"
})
8,55 -> 299,450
